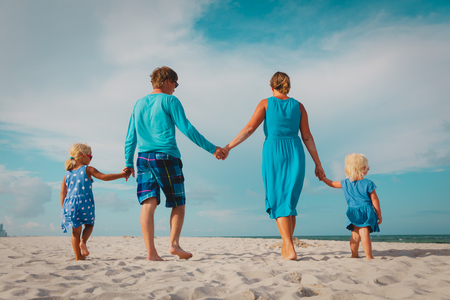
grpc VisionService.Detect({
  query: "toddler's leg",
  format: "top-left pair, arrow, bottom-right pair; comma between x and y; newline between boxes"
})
71,226 -> 85,261
80,224 -> 93,257
359,226 -> 374,260
350,227 -> 361,258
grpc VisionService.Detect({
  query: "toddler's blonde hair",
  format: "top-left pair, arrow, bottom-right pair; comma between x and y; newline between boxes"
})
344,153 -> 369,182
65,143 -> 92,171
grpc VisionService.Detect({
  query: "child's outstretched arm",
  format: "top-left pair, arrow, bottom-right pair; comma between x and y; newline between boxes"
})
370,190 -> 382,224
320,176 -> 342,188
87,166 -> 130,181
60,177 -> 67,209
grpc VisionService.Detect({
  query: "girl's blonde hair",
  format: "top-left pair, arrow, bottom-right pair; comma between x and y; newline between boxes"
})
270,71 -> 291,94
344,153 -> 369,182
65,143 -> 91,171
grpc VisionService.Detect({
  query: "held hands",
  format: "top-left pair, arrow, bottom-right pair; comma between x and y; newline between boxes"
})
214,146 -> 229,160
122,167 -> 135,181
315,165 -> 326,180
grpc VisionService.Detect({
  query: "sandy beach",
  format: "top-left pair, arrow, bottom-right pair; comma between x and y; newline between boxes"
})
1,236 -> 449,299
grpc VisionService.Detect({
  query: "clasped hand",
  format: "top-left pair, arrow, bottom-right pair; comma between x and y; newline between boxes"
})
214,146 -> 229,160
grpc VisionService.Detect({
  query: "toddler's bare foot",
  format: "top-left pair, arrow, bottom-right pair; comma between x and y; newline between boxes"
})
170,245 -> 193,259
80,241 -> 90,257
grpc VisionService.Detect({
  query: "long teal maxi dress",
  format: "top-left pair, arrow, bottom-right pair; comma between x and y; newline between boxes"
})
262,96 -> 306,219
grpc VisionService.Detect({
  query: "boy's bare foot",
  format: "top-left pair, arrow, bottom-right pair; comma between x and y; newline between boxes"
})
170,245 -> 193,259
147,255 -> 164,261
80,242 -> 90,257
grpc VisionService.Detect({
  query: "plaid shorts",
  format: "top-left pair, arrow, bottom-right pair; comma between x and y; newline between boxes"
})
136,152 -> 185,207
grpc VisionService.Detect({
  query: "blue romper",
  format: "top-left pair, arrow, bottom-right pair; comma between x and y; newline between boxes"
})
341,178 -> 380,233
262,97 -> 306,219
61,165 -> 95,233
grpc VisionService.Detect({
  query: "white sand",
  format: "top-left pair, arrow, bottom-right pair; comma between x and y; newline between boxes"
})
1,236 -> 449,299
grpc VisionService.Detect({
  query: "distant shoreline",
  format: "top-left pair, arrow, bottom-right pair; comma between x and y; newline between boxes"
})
3,234 -> 450,244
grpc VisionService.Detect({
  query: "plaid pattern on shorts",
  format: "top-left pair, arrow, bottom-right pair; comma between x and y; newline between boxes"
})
136,152 -> 185,207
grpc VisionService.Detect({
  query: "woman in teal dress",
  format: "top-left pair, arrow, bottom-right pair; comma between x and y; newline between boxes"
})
224,72 -> 324,260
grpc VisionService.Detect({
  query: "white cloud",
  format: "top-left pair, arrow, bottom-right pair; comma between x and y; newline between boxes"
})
4,216 -> 13,225
21,222 -> 40,230
155,218 -> 167,231
94,191 -> 131,212
0,165 -> 52,218
197,209 -> 234,222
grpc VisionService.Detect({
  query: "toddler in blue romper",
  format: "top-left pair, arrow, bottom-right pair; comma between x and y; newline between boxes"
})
320,153 -> 382,259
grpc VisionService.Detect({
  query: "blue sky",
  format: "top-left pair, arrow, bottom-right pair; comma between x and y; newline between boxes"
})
0,0 -> 449,237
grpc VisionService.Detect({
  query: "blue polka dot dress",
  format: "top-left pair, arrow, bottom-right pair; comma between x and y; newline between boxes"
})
61,165 -> 95,233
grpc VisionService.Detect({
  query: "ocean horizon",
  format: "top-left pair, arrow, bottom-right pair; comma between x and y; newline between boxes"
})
218,234 -> 450,244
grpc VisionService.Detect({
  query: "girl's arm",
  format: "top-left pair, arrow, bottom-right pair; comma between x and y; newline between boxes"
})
371,190 -> 382,224
321,177 -> 342,188
224,99 -> 267,152
87,166 -> 130,181
60,177 -> 67,208
299,103 -> 324,178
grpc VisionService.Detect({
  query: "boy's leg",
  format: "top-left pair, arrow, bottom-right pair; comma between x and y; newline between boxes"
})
169,205 -> 192,259
80,224 -> 93,257
359,226 -> 374,259
350,227 -> 361,258
71,226 -> 84,261
276,216 -> 297,260
141,197 -> 163,261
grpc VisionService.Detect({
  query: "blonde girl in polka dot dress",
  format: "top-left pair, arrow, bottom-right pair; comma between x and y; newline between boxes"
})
60,143 -> 130,260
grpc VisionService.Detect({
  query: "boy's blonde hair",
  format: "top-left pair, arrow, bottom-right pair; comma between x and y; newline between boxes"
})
65,143 -> 91,171
344,153 -> 369,182
150,66 -> 178,89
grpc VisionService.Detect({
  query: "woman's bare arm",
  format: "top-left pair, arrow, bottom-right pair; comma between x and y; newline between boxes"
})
225,99 -> 267,151
299,103 -> 324,178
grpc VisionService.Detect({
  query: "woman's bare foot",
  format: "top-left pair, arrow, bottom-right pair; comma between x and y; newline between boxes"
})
351,254 -> 360,258
75,255 -> 86,261
170,245 -> 193,259
79,241 -> 90,257
281,243 -> 286,257
282,248 -> 297,260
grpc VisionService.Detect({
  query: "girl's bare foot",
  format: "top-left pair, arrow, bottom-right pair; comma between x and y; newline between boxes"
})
80,241 -> 90,257
170,245 -> 193,259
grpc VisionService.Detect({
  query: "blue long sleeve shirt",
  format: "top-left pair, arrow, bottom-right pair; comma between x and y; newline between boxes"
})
125,93 -> 216,168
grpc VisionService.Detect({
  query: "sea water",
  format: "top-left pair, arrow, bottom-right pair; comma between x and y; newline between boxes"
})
227,235 -> 450,244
